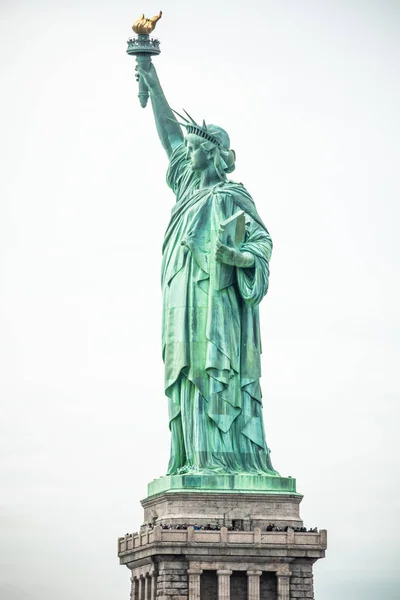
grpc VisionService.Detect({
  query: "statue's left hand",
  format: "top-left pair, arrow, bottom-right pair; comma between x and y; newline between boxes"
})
215,238 -> 254,268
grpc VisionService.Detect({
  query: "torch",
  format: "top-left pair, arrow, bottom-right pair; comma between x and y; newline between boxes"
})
126,11 -> 162,108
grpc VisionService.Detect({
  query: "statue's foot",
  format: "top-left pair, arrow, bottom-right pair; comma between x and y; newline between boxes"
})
176,465 -> 191,475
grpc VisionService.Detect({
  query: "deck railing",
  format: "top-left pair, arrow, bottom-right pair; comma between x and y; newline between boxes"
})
118,526 -> 327,555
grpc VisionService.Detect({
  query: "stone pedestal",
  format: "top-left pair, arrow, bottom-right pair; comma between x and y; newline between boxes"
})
118,477 -> 327,600
141,489 -> 303,531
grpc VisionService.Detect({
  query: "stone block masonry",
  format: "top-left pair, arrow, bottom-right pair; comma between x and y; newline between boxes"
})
119,490 -> 327,600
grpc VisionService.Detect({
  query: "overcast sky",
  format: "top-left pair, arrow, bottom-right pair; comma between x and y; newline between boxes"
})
1,1 -> 399,599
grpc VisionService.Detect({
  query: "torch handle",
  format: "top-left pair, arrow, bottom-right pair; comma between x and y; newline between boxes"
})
136,55 -> 152,109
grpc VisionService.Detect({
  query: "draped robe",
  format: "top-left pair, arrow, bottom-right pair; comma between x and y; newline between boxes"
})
162,143 -> 277,475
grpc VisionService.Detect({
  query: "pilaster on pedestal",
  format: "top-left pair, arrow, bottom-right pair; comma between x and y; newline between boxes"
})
187,568 -> 202,600
247,570 -> 262,600
277,573 -> 290,600
217,569 -> 232,600
130,575 -> 136,600
150,573 -> 156,600
137,575 -> 143,600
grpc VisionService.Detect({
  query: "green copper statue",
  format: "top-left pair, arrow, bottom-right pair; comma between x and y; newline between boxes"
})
131,15 -> 278,478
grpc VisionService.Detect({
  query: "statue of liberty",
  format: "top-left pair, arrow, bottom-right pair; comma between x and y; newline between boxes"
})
135,61 -> 278,478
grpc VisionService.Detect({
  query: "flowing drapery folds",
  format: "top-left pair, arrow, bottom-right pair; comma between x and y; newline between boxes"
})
162,143 -> 278,476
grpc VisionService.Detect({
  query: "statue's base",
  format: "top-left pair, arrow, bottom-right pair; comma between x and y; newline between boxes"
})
147,472 -> 298,497
118,475 -> 327,599
141,489 -> 303,532
118,484 -> 326,600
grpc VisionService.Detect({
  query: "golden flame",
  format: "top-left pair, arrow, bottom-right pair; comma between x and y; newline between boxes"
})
132,11 -> 162,35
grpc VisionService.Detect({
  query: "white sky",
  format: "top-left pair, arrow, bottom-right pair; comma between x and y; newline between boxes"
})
1,1 -> 399,599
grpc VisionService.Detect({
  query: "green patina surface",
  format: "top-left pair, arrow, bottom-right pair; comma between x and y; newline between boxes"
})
130,26 -> 295,486
147,474 -> 298,497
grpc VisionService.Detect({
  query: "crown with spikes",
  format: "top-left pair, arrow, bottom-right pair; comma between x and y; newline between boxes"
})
172,109 -> 223,148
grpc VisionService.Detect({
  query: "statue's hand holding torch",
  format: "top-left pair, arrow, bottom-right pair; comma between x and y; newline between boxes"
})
135,62 -> 159,93
126,11 -> 162,108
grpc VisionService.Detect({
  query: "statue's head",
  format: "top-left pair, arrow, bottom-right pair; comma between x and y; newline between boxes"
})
174,110 -> 236,181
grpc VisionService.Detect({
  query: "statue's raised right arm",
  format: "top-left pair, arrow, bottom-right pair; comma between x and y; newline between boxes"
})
136,64 -> 183,158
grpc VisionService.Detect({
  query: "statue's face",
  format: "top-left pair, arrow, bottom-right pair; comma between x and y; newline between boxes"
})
186,134 -> 210,171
